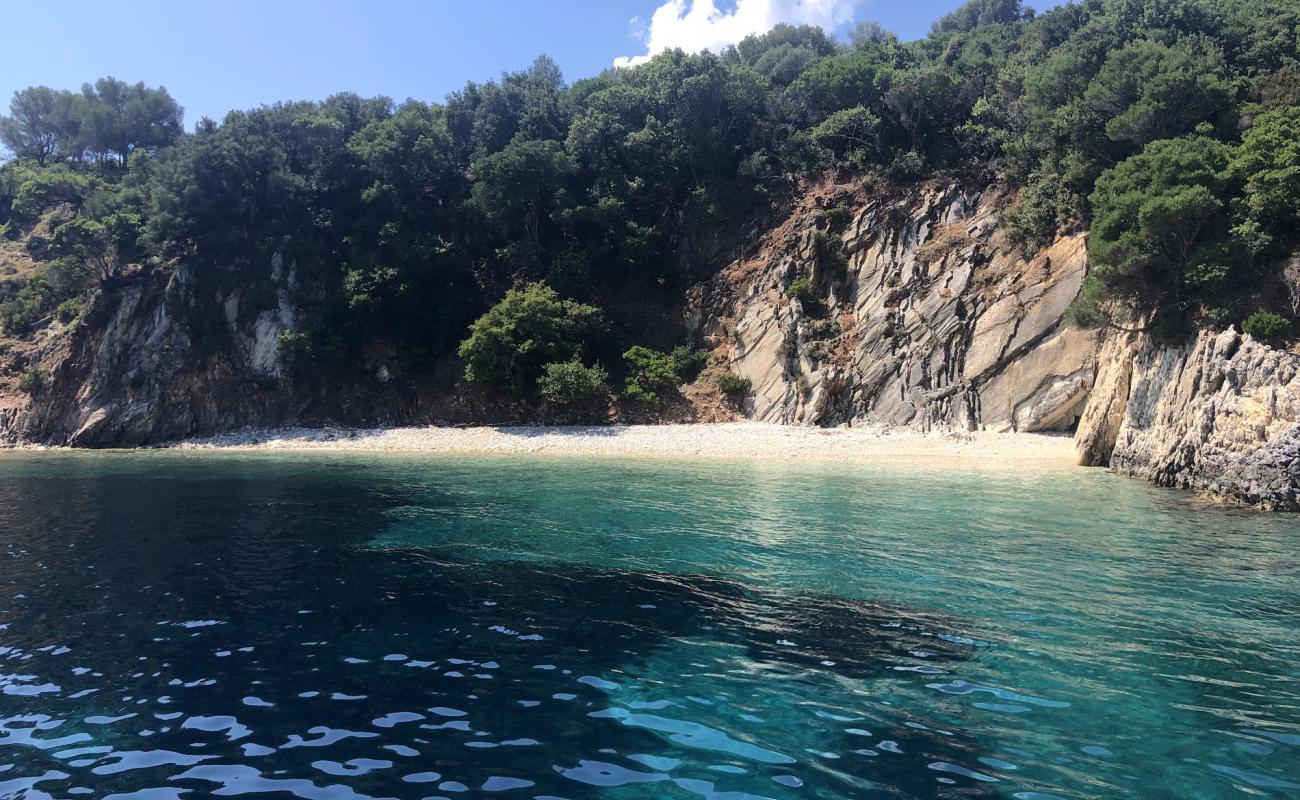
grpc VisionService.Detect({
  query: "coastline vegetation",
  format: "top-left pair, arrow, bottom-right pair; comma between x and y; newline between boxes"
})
1,0 -> 1297,402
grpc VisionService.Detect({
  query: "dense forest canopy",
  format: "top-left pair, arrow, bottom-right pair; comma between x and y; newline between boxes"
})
2,0 -> 1298,398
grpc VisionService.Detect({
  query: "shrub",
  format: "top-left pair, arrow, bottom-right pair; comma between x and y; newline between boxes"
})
0,275 -> 53,336
276,330 -> 313,366
1242,310 -> 1290,340
621,380 -> 661,405
886,150 -> 924,179
824,202 -> 853,234
786,276 -> 815,302
809,318 -> 841,340
717,372 -> 752,394
621,345 -> 680,405
1003,176 -> 1080,256
1086,135 -> 1235,329
813,230 -> 848,278
670,346 -> 709,381
1065,276 -> 1106,328
538,359 -> 608,405
55,296 -> 84,323
458,282 -> 602,396
17,367 -> 45,396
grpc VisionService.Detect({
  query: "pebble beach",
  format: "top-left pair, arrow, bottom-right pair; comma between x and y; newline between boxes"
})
168,422 -> 1081,468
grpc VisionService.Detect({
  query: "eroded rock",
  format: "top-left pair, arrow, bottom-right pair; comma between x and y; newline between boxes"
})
1103,328 -> 1300,509
715,181 -> 1099,433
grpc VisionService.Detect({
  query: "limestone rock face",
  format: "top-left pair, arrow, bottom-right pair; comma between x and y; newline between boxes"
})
1100,329 -> 1300,509
8,257 -> 301,447
1073,331 -> 1140,467
708,181 -> 1100,432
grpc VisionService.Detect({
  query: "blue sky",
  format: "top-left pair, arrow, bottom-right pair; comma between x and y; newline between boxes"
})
2,0 -> 1047,125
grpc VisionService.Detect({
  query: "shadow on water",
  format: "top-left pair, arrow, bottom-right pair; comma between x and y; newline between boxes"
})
0,459 -> 1004,799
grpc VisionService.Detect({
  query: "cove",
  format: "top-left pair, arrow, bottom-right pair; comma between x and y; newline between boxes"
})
0,451 -> 1297,799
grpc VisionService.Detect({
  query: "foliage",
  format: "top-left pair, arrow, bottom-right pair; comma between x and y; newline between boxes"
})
1086,135 -> 1235,328
17,367 -> 45,395
55,296 -> 84,323
668,346 -> 710,381
0,260 -> 95,336
1231,108 -> 1300,253
2,0 -> 1300,367
1003,176 -> 1079,254
621,345 -> 682,405
458,282 -> 601,396
716,372 -> 753,394
824,202 -> 853,233
537,359 -> 609,406
1082,38 -> 1235,148
1242,310 -> 1290,340
620,345 -> 707,405
813,229 -> 848,278
276,330 -> 314,368
932,0 -> 1032,34
809,318 -> 842,340
0,79 -> 181,165
786,276 -> 815,302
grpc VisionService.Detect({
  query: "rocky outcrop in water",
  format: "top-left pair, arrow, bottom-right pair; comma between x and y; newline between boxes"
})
1077,328 -> 1300,510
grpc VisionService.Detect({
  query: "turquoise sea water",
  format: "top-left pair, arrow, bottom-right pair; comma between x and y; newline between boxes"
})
0,452 -> 1297,799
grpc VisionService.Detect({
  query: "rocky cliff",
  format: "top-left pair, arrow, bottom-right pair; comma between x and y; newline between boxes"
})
3,176 -> 1297,508
8,256 -> 301,447
1076,328 -> 1300,509
692,180 -> 1099,433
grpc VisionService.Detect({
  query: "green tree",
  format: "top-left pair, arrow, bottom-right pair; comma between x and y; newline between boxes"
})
469,138 -> 575,265
1231,107 -> 1300,248
621,345 -> 707,404
621,345 -> 680,404
0,87 -> 79,165
344,101 -> 473,349
1242,309 -> 1290,340
728,24 -> 840,87
1084,38 -> 1236,148
77,78 -> 184,164
1086,134 -> 1235,327
458,282 -> 602,395
47,214 -> 140,279
17,367 -> 46,395
932,0 -> 1032,34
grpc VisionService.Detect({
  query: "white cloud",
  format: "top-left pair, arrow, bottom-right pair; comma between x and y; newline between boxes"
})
615,0 -> 866,68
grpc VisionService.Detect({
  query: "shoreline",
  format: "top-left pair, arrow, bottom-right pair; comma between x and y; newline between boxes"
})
145,422 -> 1083,469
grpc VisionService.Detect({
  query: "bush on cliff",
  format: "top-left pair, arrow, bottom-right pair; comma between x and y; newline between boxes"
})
17,367 -> 45,395
717,372 -> 752,394
1242,310 -> 1290,341
620,345 -> 709,405
1084,134 -> 1236,332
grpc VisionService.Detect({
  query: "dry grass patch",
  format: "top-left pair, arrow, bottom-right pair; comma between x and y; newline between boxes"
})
915,222 -> 978,268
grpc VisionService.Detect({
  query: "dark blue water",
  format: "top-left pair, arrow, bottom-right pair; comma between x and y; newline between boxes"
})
0,452 -> 1297,800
